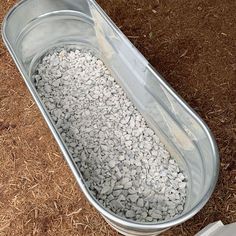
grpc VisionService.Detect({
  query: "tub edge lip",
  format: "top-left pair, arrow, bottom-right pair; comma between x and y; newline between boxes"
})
1,0 -> 220,231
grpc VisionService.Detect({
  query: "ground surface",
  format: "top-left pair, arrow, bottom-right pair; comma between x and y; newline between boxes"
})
0,0 -> 235,235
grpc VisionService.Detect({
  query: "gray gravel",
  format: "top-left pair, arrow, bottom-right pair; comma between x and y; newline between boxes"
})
33,47 -> 187,222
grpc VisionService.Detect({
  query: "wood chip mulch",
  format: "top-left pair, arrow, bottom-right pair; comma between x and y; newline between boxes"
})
0,0 -> 235,235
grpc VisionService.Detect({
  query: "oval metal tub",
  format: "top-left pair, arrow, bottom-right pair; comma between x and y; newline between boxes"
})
2,0 -> 219,235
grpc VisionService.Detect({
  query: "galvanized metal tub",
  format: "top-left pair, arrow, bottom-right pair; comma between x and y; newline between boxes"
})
2,0 -> 219,235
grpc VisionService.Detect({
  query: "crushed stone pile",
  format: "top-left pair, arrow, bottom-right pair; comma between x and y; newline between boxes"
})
33,47 -> 187,222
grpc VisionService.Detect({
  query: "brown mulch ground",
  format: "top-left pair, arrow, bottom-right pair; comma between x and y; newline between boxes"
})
0,0 -> 235,235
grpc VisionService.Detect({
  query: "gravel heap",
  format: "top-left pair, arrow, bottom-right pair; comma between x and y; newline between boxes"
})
33,48 -> 187,222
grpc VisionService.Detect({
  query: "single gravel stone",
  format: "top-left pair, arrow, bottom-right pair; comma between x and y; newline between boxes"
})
126,210 -> 136,218
146,217 -> 153,222
128,194 -> 139,203
118,155 -> 125,161
124,182 -> 133,190
137,198 -> 144,207
141,212 -> 148,218
101,185 -> 111,195
108,160 -> 116,168
33,47 -> 187,223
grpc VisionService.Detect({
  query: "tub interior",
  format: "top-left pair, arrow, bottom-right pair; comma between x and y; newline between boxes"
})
3,0 -> 218,226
